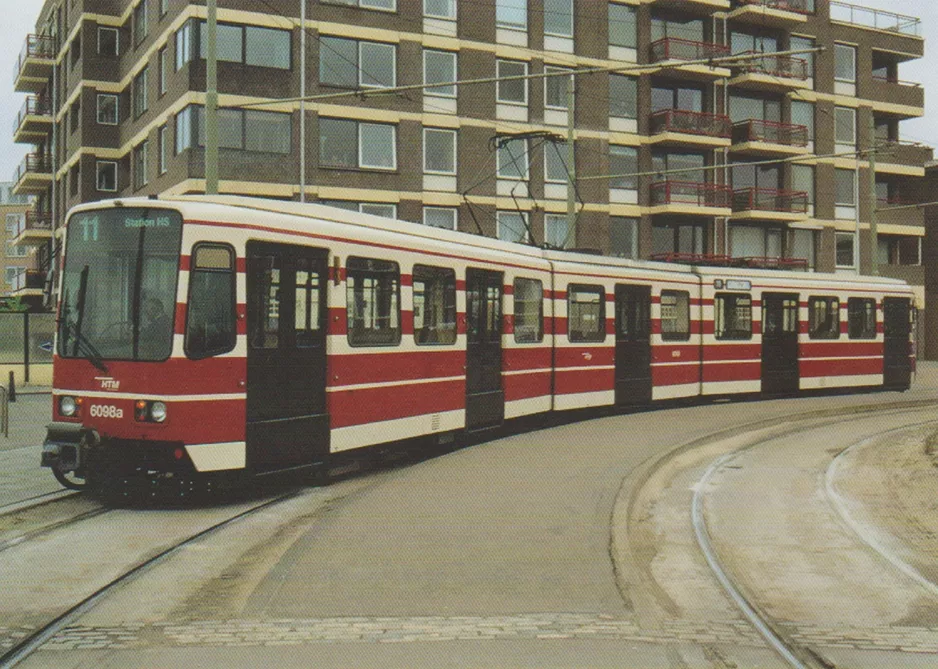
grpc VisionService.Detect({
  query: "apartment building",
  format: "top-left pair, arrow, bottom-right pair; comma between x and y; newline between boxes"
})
0,183 -> 42,303
10,0 -> 928,301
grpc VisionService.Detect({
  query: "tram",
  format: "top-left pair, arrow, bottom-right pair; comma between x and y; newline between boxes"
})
41,196 -> 915,491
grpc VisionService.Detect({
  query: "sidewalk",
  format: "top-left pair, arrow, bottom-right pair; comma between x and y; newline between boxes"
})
0,392 -> 60,507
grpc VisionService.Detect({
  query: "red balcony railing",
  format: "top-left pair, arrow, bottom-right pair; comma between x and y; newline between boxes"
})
650,252 -> 808,271
651,181 -> 732,208
650,37 -> 731,63
733,51 -> 808,80
731,119 -> 808,146
13,154 -> 53,183
13,34 -> 56,78
12,96 -> 52,134
733,187 -> 808,213
650,109 -> 731,138
24,211 -> 53,231
735,0 -> 811,14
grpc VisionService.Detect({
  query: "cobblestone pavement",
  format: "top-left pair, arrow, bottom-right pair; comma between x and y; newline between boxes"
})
6,617 -> 938,654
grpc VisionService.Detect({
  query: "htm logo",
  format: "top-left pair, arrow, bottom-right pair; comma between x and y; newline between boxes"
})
96,377 -> 121,391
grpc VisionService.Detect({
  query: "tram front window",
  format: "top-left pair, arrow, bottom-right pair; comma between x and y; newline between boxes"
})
58,208 -> 183,363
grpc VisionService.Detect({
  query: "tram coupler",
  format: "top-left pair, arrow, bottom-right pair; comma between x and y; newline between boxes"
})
42,422 -> 97,473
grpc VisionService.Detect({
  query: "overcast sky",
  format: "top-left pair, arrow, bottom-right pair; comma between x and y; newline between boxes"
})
0,0 -> 935,182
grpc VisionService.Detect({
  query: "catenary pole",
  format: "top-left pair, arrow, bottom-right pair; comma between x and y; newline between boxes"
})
205,0 -> 219,195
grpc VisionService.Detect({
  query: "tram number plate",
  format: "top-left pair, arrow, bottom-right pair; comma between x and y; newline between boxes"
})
90,405 -> 124,419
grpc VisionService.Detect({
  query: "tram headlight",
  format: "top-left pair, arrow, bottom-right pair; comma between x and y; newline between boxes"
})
59,396 -> 78,417
149,401 -> 167,423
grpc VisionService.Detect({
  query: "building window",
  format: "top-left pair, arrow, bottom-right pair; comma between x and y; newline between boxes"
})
424,49 -> 456,97
413,265 -> 457,346
835,232 -> 855,268
792,164 -> 814,209
423,128 -> 456,174
175,106 -> 192,153
847,298 -> 876,340
175,20 -> 193,70
544,0 -> 572,37
6,242 -> 28,258
98,26 -> 119,56
609,75 -> 637,119
174,105 -> 292,154
513,277 -> 543,343
791,100 -> 814,140
714,293 -> 752,340
545,66 -> 572,109
790,35 -> 814,78
835,168 -> 856,217
158,125 -> 168,175
497,211 -> 529,243
320,36 -> 395,88
161,0 -> 169,16
497,138 -> 529,180
324,0 -> 396,8
652,222 -> 705,255
423,207 -> 457,230
133,67 -> 149,118
567,284 -> 605,342
320,118 -> 396,170
69,100 -> 81,134
729,93 -> 779,124
791,229 -> 816,270
158,47 -> 168,95
346,257 -> 401,347
878,235 -> 921,266
660,291 -> 690,341
360,203 -> 397,218
609,145 -> 638,190
96,94 -> 118,125
134,141 -> 149,189
834,44 -> 856,85
245,26 -> 292,68
544,142 -> 569,183
610,217 -> 638,258
496,0 -> 527,30
424,0 -> 455,19
608,3 -> 637,49
134,1 -> 148,46
497,59 -> 527,104
809,296 -> 840,339
96,160 -> 117,192
545,214 -> 570,249
834,107 -> 856,150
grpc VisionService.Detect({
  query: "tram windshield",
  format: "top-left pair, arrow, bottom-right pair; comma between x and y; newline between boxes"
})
58,208 -> 183,363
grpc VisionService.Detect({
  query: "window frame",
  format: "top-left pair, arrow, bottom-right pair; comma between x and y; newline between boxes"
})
834,43 -> 857,84
608,2 -> 637,49
496,211 -> 529,243
412,264 -> 457,346
423,127 -> 457,175
97,26 -> 119,56
544,66 -> 572,110
358,122 -> 397,170
496,59 -> 528,105
96,93 -> 119,125
423,206 -> 457,230
424,0 -> 456,19
185,243 -> 238,360
544,213 -> 571,249
834,106 -> 856,147
513,277 -> 544,343
714,292 -> 752,341
345,256 -> 402,347
544,0 -> 573,38
496,0 -> 528,31
808,296 -> 841,340
660,290 -> 691,341
567,283 -> 606,343
134,0 -> 148,46
158,125 -> 168,175
133,66 -> 149,119
95,160 -> 118,192
423,48 -> 457,98
847,297 -> 877,340
497,138 -> 529,180
133,140 -> 149,190
158,46 -> 168,96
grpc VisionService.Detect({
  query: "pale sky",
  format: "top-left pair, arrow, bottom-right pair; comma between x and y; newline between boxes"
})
0,0 -> 935,182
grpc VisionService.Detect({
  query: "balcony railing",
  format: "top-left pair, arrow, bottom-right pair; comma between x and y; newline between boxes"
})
736,0 -> 811,12
733,51 -> 808,80
732,119 -> 808,147
830,1 -> 920,37
650,37 -> 730,63
13,154 -> 53,183
650,109 -> 731,138
733,187 -> 808,213
13,34 -> 56,78
651,181 -> 732,208
14,211 -> 53,237
649,252 -> 808,271
875,140 -> 931,168
9,270 -> 45,292
12,96 -> 52,134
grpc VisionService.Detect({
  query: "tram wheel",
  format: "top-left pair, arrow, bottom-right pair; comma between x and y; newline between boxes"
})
52,467 -> 87,491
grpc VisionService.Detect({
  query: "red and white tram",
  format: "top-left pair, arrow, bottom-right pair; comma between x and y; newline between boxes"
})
42,197 -> 915,491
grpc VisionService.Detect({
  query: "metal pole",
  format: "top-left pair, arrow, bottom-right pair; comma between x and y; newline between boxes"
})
565,74 -> 575,247
205,0 -> 219,195
23,312 -> 29,384
853,160 -> 860,275
300,0 -> 306,203
868,111 -> 878,276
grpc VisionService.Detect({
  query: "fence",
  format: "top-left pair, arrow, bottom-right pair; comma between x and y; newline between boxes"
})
0,312 -> 55,386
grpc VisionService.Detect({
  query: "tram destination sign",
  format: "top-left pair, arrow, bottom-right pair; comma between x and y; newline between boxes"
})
713,279 -> 752,291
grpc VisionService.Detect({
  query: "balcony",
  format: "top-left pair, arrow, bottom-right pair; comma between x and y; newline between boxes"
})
12,96 -> 52,144
729,0 -> 809,28
648,181 -> 732,216
728,52 -> 810,92
869,77 -> 924,117
648,109 -> 731,148
649,0 -> 730,11
731,187 -> 809,221
730,119 -> 809,155
13,35 -> 55,93
649,38 -> 731,79
11,154 -> 53,196
9,269 -> 47,296
830,2 -> 921,38
874,140 -> 930,177
11,212 -> 53,247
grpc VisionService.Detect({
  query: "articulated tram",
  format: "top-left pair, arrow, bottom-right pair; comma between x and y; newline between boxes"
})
42,196 -> 915,492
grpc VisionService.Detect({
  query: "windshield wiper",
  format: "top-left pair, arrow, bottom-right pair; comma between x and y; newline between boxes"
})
66,265 -> 109,374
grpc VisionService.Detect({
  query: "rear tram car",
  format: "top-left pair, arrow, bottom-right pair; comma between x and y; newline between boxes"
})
42,197 -> 915,491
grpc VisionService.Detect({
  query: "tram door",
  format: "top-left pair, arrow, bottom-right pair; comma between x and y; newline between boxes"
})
883,297 -> 912,389
465,268 -> 504,431
761,293 -> 800,395
614,284 -> 652,406
246,241 -> 329,472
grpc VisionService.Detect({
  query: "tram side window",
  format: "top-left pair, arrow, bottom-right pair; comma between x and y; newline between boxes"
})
513,277 -> 543,343
295,257 -> 322,348
413,264 -> 456,345
567,284 -> 605,342
847,297 -> 876,340
185,243 -> 236,359
346,257 -> 401,346
809,296 -> 840,339
714,293 -> 752,340
660,290 -> 690,341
